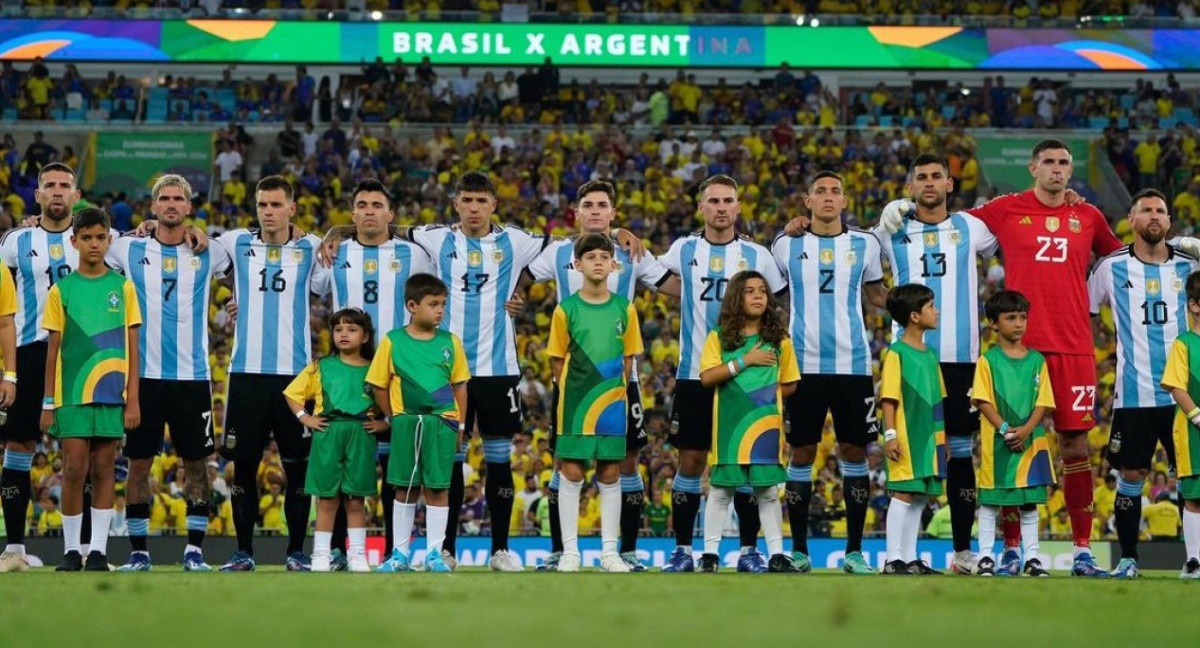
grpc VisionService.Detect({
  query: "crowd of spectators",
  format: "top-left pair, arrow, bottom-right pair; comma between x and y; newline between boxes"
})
0,63 -> 1193,549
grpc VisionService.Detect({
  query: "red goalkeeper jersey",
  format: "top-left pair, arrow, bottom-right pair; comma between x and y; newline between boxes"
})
969,191 -> 1122,355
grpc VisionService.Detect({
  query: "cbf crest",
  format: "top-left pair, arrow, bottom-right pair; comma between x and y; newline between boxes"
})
442,346 -> 453,365
106,290 -> 121,312
615,318 -> 625,336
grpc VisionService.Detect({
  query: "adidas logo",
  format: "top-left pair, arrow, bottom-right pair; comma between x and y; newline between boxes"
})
561,263 -> 574,270
1123,280 -> 1134,289
688,259 -> 699,267
901,236 -> 912,245
243,249 -> 255,257
339,261 -> 352,269
138,258 -> 151,265
446,252 -> 458,259
24,250 -> 37,257
1019,216 -> 1033,225
799,252 -> 809,260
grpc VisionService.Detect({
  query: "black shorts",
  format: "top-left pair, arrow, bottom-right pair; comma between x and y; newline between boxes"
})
941,362 -> 980,438
221,373 -> 310,462
668,379 -> 714,452
465,376 -> 523,439
785,374 -> 878,448
126,379 -> 215,461
1107,406 -> 1177,472
548,380 -> 647,455
1,341 -> 47,445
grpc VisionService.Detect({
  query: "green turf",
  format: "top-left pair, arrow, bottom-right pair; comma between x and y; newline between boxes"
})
2,569 -> 1196,647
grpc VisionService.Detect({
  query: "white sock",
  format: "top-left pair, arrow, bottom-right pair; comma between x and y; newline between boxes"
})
978,505 -> 998,561
598,480 -> 621,555
703,486 -> 733,556
89,508 -> 113,556
348,527 -> 366,558
392,501 -> 417,555
1021,508 -> 1040,563
313,531 -> 332,560
558,476 -> 583,555
1184,509 -> 1200,561
63,513 -> 82,554
184,544 -> 202,557
4,544 -> 25,556
902,496 -> 926,563
885,498 -> 909,563
426,506 -> 449,555
755,486 -> 783,557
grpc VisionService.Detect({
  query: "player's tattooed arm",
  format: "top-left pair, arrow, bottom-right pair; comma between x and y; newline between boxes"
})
613,228 -> 645,261
864,281 -> 889,309
183,459 -> 209,506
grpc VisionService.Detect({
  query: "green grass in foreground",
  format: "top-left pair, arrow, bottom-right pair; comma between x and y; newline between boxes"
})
2,568 -> 1196,648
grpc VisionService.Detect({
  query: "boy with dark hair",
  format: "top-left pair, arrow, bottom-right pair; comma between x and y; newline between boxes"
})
880,284 -> 945,575
40,208 -> 142,571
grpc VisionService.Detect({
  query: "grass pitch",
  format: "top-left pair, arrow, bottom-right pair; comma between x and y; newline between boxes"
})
3,568 -> 1195,648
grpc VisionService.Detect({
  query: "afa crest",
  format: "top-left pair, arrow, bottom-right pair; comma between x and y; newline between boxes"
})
948,229 -> 962,245
1174,277 -> 1185,293
1045,217 -> 1060,233
1147,278 -> 1161,295
364,259 -> 378,275
844,250 -> 857,265
292,250 -> 304,263
710,256 -> 725,272
1068,216 -> 1081,233
614,260 -> 625,273
819,249 -> 834,265
923,232 -> 938,248
162,257 -> 177,274
266,247 -> 282,264
189,257 -> 202,270
491,249 -> 505,264
735,258 -> 749,271
467,250 -> 483,267
389,260 -> 402,273
49,244 -> 64,260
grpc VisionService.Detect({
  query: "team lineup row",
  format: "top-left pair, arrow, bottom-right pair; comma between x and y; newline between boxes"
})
0,137 -> 1198,578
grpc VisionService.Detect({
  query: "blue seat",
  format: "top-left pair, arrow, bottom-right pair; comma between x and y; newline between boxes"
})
63,108 -> 86,122
855,114 -> 875,127
1088,116 -> 1109,129
941,106 -> 956,119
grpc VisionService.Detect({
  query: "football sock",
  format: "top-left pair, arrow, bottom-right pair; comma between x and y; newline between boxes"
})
1183,508 -> 1200,560
1062,456 -> 1095,551
126,503 -> 150,554
281,460 -> 311,555
348,527 -> 366,559
903,495 -> 927,563
379,454 -> 395,551
977,505 -> 997,561
186,499 -> 208,549
89,508 -> 113,557
63,513 -> 82,555
785,464 -> 813,555
81,477 -> 92,547
558,476 -> 583,555
671,473 -> 702,548
599,480 -> 621,555
392,501 -> 416,555
312,531 -> 332,561
426,506 -> 449,556
330,502 -> 348,556
444,459 -> 465,555
733,486 -> 759,549
232,459 -> 259,554
1020,506 -> 1040,563
946,452 -> 977,553
548,471 -> 563,553
483,438 -> 515,553
841,460 -> 870,554
1114,476 -> 1145,560
619,472 -> 644,554
1,450 -> 33,550
885,498 -> 910,563
1001,506 -> 1022,548
755,486 -> 783,557
703,486 -> 733,556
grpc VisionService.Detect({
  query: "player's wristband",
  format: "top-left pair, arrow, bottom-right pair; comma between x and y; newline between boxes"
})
458,422 -> 467,433
883,428 -> 897,442
42,397 -> 54,411
296,410 -> 309,421
3,371 -> 15,384
727,360 -> 739,376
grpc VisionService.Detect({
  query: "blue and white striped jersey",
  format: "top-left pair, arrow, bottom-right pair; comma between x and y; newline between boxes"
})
331,238 -> 435,335
215,229 -> 331,376
659,233 -> 786,381
772,229 -> 883,376
410,224 -> 547,378
875,212 -> 997,363
527,235 -> 670,304
1089,246 -> 1198,409
0,225 -> 122,346
110,235 -> 232,381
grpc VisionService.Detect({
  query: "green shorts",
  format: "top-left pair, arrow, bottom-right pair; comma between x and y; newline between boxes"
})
889,476 -> 944,496
387,415 -> 458,490
50,404 -> 124,440
979,486 -> 1049,507
1181,476 -> 1200,501
710,464 -> 787,489
556,435 -> 626,463
305,419 -> 379,498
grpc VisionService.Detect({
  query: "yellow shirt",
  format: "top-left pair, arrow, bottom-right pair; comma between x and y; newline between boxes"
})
366,329 -> 471,420
1134,141 -> 1161,174
1144,500 -> 1181,537
43,275 -> 142,407
259,494 -> 286,531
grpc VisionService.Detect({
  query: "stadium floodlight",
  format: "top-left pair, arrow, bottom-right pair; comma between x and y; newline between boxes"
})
810,18 -> 820,27
370,10 -> 383,20
794,14 -> 805,26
